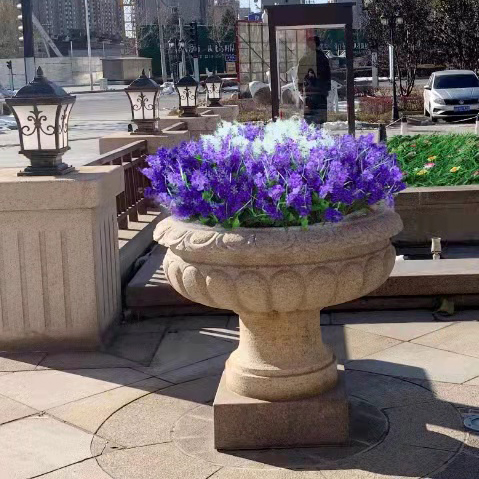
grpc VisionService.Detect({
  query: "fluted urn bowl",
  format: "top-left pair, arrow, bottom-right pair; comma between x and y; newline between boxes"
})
155,205 -> 403,402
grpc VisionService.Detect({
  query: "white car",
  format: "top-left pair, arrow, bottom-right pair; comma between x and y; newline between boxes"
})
424,70 -> 479,122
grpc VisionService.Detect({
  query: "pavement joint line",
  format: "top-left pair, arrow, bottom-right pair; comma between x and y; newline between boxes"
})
29,456 -> 106,479
138,351 -> 231,383
29,367 -> 174,412
404,321 -> 460,343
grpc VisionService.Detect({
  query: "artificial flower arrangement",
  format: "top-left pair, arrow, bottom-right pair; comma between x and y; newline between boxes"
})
142,118 -> 405,228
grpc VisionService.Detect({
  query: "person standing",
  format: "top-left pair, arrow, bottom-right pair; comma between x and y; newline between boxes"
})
298,34 -> 331,125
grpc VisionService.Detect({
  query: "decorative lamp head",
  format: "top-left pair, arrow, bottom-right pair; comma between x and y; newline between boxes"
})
205,74 -> 223,107
175,75 -> 199,117
124,69 -> 160,134
6,66 -> 76,176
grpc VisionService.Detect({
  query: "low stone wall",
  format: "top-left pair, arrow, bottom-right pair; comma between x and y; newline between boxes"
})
0,57 -> 103,89
395,185 -> 479,245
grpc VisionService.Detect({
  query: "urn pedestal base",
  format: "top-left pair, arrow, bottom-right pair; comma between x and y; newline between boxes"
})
213,373 -> 349,450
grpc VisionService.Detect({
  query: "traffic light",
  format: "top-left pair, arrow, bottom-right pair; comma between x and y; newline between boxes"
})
16,3 -> 24,42
6,61 -> 12,70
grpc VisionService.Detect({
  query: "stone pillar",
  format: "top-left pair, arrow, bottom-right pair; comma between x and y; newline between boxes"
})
0,166 -> 124,350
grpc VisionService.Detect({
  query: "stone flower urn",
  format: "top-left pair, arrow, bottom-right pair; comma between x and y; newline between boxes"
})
155,205 -> 403,450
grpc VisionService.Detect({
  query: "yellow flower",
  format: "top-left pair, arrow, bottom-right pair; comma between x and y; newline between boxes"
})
416,169 -> 428,176
450,166 -> 461,173
428,156 -> 437,160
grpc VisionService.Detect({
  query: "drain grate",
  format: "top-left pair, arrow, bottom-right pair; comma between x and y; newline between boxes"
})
464,415 -> 479,432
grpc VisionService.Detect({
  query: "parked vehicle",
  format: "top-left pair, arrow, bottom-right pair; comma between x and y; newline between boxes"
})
424,70 -> 479,122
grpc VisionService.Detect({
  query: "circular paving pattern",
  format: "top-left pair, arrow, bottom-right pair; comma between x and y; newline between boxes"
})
95,371 -> 466,479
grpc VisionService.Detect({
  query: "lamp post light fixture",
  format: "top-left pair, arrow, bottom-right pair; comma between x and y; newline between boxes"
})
175,75 -> 199,117
6,66 -> 76,176
381,13 -> 404,121
124,69 -> 160,135
205,74 -> 223,107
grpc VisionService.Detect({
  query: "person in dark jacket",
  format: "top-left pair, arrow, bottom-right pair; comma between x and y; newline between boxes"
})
298,35 -> 331,125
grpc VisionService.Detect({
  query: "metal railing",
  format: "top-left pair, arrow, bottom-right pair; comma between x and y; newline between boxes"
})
86,140 -> 150,230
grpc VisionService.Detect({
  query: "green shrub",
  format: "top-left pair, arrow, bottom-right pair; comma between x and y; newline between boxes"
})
388,134 -> 479,186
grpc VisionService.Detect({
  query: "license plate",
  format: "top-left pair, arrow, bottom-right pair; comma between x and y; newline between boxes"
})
454,105 -> 471,112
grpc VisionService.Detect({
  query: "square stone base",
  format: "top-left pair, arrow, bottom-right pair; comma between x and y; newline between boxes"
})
213,373 -> 349,450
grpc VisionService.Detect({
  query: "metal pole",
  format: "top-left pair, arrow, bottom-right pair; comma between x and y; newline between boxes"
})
179,17 -> 185,77
193,22 -> 200,82
391,21 -> 399,121
70,40 -> 73,58
84,0 -> 94,91
268,19 -> 279,121
102,41 -> 105,57
156,0 -> 168,82
21,0 -> 35,84
345,21 -> 356,136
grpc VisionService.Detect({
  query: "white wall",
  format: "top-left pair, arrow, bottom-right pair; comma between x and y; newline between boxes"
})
0,57 -> 103,90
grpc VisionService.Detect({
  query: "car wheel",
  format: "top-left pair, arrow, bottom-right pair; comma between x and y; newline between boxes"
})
424,104 -> 429,116
430,104 -> 438,122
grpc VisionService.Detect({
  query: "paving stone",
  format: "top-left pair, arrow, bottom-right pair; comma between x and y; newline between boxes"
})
347,342 -> 479,383
0,368 -> 150,410
413,322 -> 479,358
419,380 -> 479,408
0,415 -> 93,478
0,352 -> 46,371
148,330 -> 236,375
385,400 -> 465,452
120,318 -> 170,334
345,370 -> 435,409
107,333 -> 165,365
167,315 -> 231,331
38,458 -> 114,478
321,441 -> 454,479
158,353 -> 229,383
96,376 -> 219,447
211,470 -> 327,478
465,431 -> 479,455
0,394 -> 37,425
38,351 -> 141,370
332,310 -> 452,341
91,435 -> 124,456
97,442 -> 221,479
321,326 -> 400,364
465,376 -> 479,386
431,452 -> 479,479
48,377 -> 170,433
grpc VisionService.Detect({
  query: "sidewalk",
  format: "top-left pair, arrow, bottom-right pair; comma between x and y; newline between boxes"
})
1,310 -> 478,478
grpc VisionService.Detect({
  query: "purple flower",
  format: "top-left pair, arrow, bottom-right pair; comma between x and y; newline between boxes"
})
142,120 -> 405,228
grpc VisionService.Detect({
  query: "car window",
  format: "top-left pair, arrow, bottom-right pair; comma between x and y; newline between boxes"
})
434,74 -> 479,89
427,76 -> 433,88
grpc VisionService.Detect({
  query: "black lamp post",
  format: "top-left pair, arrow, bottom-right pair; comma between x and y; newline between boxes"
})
168,38 -> 179,82
381,13 -> 403,121
205,74 -> 223,107
175,75 -> 199,117
6,66 -> 76,176
124,70 -> 160,135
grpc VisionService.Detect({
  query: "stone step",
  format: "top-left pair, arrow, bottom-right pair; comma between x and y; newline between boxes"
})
126,251 -> 479,317
125,246 -> 226,318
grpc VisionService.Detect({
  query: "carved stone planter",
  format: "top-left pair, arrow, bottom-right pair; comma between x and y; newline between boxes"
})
155,205 -> 403,449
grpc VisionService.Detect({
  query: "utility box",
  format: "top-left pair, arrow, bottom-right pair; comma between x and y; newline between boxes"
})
98,78 -> 109,90
101,57 -> 152,82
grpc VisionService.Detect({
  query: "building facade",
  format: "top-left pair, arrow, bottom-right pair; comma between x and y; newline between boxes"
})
32,0 -> 124,40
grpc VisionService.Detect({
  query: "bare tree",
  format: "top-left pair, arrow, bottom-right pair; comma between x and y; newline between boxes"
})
433,0 -> 479,71
207,2 -> 237,72
363,0 -> 433,96
0,0 -> 21,58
